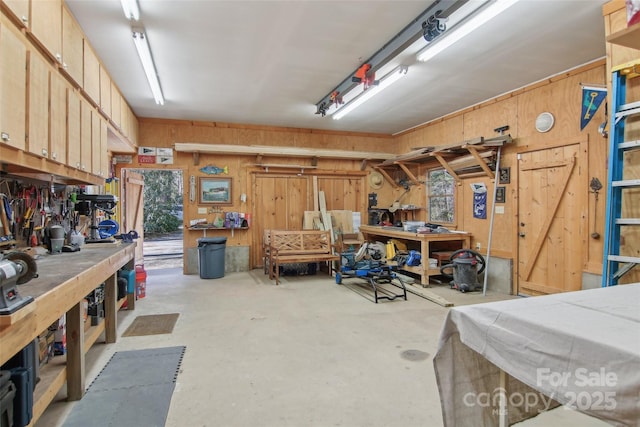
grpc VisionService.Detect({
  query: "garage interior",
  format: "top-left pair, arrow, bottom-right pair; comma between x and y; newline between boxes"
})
0,1 -> 638,426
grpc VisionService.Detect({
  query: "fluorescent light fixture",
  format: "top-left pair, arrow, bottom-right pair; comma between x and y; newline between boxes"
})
132,30 -> 165,105
120,0 -> 140,21
417,0 -> 519,62
332,66 -> 408,120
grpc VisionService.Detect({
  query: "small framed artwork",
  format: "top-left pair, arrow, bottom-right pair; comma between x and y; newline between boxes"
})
199,177 -> 232,205
499,167 -> 511,184
495,186 -> 506,203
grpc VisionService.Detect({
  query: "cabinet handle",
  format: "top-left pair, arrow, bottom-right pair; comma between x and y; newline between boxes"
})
1,132 -> 9,142
42,148 -> 48,157
21,16 -> 28,23
52,152 -> 57,160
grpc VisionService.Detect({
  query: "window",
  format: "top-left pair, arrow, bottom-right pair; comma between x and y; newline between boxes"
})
427,169 -> 455,223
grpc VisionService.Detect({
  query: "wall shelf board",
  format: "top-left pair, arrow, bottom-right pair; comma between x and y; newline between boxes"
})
175,143 -> 395,161
606,22 -> 640,50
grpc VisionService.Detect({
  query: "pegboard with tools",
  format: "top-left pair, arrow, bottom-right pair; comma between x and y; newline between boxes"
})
0,178 -> 85,249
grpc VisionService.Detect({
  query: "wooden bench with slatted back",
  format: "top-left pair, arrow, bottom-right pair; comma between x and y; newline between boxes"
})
267,229 -> 340,285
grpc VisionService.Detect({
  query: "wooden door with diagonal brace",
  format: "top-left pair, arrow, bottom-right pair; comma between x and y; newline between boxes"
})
517,144 -> 583,295
122,169 -> 145,264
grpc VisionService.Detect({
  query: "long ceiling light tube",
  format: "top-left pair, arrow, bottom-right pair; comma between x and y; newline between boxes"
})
314,0 -> 463,116
416,0 -> 519,63
332,66 -> 408,120
120,0 -> 140,21
132,30 -> 165,105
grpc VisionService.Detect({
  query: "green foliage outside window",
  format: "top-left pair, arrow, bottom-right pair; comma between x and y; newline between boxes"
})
135,169 -> 183,233
428,169 -> 454,223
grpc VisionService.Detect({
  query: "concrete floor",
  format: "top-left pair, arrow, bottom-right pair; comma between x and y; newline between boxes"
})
36,268 -> 608,427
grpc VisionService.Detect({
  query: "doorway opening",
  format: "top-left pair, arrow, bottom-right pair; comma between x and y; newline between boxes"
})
128,168 -> 184,270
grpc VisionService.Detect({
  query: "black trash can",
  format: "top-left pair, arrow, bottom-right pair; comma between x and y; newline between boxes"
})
197,237 -> 227,279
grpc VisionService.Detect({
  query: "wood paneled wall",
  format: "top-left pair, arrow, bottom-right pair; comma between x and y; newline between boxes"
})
119,55 -> 637,286
118,120 -> 393,272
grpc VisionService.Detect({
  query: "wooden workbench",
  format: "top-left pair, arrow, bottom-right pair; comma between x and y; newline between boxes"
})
359,225 -> 471,287
0,242 -> 136,426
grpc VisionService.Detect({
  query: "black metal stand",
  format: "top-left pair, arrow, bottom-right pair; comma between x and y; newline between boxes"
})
336,257 -> 407,303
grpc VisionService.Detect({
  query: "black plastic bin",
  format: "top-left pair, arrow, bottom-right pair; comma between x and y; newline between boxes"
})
197,237 -> 227,279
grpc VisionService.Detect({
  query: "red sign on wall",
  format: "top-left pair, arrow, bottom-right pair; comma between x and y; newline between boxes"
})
138,155 -> 156,164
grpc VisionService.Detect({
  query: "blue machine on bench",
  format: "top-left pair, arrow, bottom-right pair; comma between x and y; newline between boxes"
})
335,243 -> 407,303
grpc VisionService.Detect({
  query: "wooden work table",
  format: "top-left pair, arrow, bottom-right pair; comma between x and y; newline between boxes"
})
0,242 -> 136,425
359,225 -> 471,286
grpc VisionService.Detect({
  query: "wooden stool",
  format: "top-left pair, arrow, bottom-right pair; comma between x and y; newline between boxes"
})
431,251 -> 454,266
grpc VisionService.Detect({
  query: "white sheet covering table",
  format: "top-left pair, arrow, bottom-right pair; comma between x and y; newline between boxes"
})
434,284 -> 640,427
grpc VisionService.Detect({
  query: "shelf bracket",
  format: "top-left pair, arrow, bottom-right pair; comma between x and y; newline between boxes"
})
464,145 -> 495,179
433,154 -> 461,182
192,152 -> 200,166
397,162 -> 421,185
375,167 -> 399,188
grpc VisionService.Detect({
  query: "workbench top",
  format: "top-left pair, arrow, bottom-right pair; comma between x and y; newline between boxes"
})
17,242 -> 135,300
0,242 -> 136,364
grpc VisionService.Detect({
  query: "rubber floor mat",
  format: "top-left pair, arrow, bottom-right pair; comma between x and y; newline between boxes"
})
122,313 -> 180,337
62,346 -> 185,427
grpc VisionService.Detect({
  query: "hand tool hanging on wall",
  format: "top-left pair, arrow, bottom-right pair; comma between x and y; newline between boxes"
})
590,177 -> 602,239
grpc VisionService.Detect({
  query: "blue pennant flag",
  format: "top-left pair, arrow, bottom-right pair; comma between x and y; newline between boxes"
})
580,86 -> 607,130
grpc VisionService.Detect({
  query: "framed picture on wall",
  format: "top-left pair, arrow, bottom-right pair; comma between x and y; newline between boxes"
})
499,167 -> 511,184
199,177 -> 232,205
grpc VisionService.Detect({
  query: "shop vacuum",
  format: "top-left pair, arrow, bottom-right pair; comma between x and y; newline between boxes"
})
439,249 -> 486,293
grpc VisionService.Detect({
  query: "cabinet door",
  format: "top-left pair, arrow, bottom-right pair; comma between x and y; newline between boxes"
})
90,112 -> 109,178
27,50 -> 49,158
79,98 -> 91,172
62,6 -> 83,85
110,82 -> 121,129
83,40 -> 100,104
2,0 -> 29,26
30,0 -> 63,63
67,88 -> 81,169
99,65 -> 111,117
100,118 -> 108,178
91,109 -> 101,176
50,72 -> 66,163
0,21 -> 27,150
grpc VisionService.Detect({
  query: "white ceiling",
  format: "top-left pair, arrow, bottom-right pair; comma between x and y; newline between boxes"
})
64,0 -> 608,136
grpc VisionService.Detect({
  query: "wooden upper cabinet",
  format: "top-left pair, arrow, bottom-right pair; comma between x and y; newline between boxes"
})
79,98 -> 91,172
67,88 -> 81,169
99,118 -> 108,177
110,82 -> 122,129
30,0 -> 63,63
27,50 -> 49,158
83,39 -> 100,104
120,98 -> 130,138
0,20 -> 27,150
50,71 -> 67,163
120,102 -> 138,146
91,109 -> 107,177
62,6 -> 83,86
99,65 -> 111,116
91,109 -> 99,175
2,0 -> 29,26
